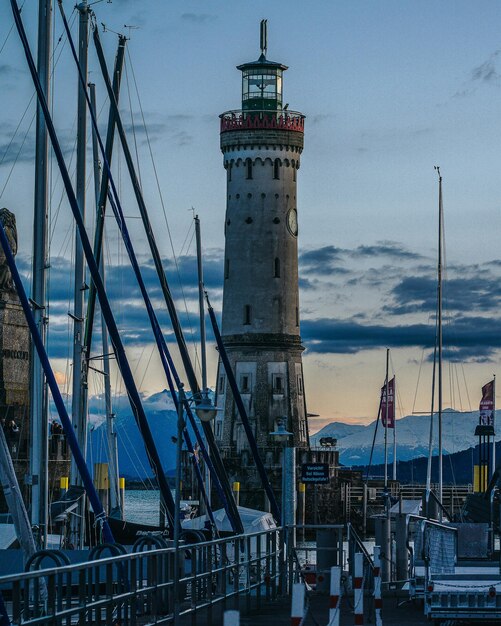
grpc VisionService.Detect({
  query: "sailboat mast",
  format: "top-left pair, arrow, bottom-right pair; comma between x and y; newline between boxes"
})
89,83 -> 120,517
393,377 -> 397,481
384,348 -> 389,488
70,0 -> 90,548
29,0 -> 52,548
194,214 -> 211,514
194,215 -> 207,393
436,167 -> 443,507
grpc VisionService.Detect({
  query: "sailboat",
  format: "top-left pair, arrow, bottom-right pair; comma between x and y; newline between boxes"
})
424,167 -> 447,520
1,0 -> 283,562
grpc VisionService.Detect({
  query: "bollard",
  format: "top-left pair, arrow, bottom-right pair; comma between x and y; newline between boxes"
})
94,463 -> 109,514
354,552 -> 364,625
373,546 -> 382,626
224,610 -> 240,625
119,476 -> 125,518
298,482 -> 306,540
232,481 -> 240,506
60,476 -> 68,496
329,565 -> 341,626
291,582 -> 305,626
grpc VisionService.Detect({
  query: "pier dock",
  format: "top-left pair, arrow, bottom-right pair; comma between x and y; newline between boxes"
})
1,518 -> 500,625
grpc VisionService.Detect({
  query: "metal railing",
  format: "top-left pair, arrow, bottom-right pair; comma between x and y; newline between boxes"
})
415,518 -> 458,578
0,528 -> 283,625
219,110 -> 305,134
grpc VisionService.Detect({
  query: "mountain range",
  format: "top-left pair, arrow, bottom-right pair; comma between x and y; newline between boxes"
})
310,409 -> 501,467
87,390 -> 498,480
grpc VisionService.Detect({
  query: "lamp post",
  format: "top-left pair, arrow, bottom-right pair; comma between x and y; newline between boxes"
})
270,418 -> 294,527
174,386 -> 218,626
270,418 -> 294,594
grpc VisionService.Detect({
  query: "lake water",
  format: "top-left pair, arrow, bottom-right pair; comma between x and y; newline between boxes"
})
124,489 -> 162,525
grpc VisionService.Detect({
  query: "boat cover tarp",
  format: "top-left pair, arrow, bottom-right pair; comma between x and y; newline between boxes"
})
183,506 -> 277,533
50,486 -> 85,522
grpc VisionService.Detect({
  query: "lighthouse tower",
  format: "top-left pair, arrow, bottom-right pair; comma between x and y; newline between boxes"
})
215,22 -> 308,509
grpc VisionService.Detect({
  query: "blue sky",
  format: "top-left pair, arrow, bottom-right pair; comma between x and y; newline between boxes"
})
2,1 -> 501,432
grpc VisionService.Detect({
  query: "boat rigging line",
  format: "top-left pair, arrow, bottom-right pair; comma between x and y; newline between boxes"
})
57,3 -> 226,532
205,292 -> 282,523
0,201 -> 115,544
90,22 -> 243,533
10,0 -> 178,536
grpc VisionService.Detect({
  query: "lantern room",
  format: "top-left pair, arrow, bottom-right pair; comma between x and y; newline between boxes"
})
236,20 -> 288,112
237,57 -> 288,112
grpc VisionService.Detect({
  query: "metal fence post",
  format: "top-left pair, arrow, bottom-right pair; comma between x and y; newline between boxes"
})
329,565 -> 341,626
354,552 -> 364,626
224,609 -> 240,625
290,582 -> 305,626
373,546 -> 382,626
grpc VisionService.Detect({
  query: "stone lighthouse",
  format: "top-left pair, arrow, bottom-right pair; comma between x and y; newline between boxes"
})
215,22 -> 309,510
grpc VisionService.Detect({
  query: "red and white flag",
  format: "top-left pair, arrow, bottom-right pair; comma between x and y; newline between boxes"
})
479,380 -> 495,427
381,377 -> 395,429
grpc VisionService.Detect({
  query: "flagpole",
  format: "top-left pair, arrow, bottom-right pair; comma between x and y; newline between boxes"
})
384,348 -> 389,489
436,166 -> 443,510
393,377 -> 397,481
493,374 -> 496,478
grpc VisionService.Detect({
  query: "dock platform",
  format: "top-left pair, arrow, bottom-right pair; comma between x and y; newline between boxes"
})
175,593 -> 450,625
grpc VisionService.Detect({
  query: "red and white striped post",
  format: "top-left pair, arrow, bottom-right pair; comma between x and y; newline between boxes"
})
354,552 -> 364,625
224,610 -> 240,626
373,546 -> 383,626
291,582 -> 305,626
329,565 -> 341,626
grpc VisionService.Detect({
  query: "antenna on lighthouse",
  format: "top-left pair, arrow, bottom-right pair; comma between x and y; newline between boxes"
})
260,19 -> 267,57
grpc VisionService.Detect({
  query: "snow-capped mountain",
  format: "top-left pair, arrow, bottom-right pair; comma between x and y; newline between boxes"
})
88,389 -> 179,479
311,409 -> 501,467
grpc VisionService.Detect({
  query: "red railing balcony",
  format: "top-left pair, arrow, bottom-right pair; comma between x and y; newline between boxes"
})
220,109 -> 305,134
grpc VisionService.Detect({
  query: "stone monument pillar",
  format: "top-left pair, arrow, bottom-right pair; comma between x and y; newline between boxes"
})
0,208 -> 31,511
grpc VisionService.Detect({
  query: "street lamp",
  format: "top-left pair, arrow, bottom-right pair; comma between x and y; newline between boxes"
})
174,385 -> 218,625
195,388 -> 219,422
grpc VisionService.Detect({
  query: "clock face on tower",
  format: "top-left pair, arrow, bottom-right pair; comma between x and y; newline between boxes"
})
286,208 -> 298,237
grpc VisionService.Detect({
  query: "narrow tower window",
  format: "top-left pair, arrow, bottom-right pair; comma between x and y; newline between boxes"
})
272,374 -> 283,394
225,259 -> 230,279
246,158 -> 253,179
273,159 -> 280,180
219,376 -> 225,394
295,306 -> 299,327
274,257 -> 280,278
293,165 -> 296,182
228,163 -> 232,182
240,374 -> 251,393
243,305 -> 252,325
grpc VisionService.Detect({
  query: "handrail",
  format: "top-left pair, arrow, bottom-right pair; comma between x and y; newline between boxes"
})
419,518 -> 458,581
347,522 -> 374,571
0,527 -> 279,585
490,486 -> 499,554
220,109 -> 305,134
0,527 -> 284,626
425,488 -> 452,521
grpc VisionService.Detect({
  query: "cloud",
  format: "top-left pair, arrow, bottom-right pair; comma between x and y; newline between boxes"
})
352,241 -> 423,260
387,273 -> 501,316
122,113 -> 194,146
299,245 -> 348,275
0,64 -> 21,77
453,49 -> 501,98
181,13 -> 217,24
14,249 -> 224,359
300,315 -> 501,361
471,51 -> 501,83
